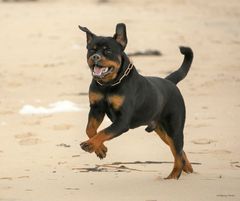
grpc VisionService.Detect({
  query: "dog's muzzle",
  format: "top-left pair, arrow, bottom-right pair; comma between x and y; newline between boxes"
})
89,54 -> 113,78
92,66 -> 113,78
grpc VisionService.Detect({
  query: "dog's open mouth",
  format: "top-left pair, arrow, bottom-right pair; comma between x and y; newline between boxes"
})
92,65 -> 113,78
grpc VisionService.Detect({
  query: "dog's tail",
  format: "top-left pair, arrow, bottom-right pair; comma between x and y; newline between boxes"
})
165,46 -> 193,85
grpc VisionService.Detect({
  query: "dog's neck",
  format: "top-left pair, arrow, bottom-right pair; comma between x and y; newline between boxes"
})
95,53 -> 135,87
116,52 -> 131,78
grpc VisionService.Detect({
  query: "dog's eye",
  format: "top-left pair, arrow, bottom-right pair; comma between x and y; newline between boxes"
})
104,49 -> 112,55
89,49 -> 96,53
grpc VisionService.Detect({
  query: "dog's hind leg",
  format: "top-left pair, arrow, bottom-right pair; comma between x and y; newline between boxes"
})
182,150 -> 193,174
155,118 -> 193,179
155,126 -> 183,179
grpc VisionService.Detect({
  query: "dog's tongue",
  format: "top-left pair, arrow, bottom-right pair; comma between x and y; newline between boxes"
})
93,66 -> 107,76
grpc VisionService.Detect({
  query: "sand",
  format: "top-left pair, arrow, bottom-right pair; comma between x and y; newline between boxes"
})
0,0 -> 240,200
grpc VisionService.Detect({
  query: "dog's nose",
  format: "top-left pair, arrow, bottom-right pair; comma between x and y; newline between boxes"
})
91,54 -> 101,62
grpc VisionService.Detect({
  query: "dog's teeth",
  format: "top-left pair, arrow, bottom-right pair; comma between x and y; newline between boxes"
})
102,67 -> 108,73
92,66 -> 109,77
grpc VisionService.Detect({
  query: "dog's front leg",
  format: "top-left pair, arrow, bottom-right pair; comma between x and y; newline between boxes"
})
81,116 -> 130,158
86,107 -> 105,139
83,91 -> 108,159
85,105 -> 108,159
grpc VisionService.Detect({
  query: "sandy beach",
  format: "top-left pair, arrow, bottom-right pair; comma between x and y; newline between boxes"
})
0,0 -> 240,200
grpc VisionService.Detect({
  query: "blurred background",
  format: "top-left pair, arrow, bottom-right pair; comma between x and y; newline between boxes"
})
0,0 -> 240,200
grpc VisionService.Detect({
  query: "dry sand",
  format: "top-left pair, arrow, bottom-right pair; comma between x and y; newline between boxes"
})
0,0 -> 240,200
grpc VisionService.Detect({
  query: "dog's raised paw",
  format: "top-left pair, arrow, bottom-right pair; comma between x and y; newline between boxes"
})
80,141 -> 95,153
95,145 -> 108,159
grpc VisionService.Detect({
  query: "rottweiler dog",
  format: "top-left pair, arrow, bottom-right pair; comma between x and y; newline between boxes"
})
79,23 -> 193,179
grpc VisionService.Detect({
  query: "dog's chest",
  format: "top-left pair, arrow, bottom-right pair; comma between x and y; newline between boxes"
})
89,90 -> 125,113
105,94 -> 125,122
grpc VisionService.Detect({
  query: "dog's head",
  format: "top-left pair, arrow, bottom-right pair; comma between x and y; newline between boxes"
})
79,23 -> 127,83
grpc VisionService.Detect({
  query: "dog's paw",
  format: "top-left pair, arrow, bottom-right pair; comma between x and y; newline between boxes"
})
165,167 -> 182,180
95,145 -> 108,159
80,140 -> 95,153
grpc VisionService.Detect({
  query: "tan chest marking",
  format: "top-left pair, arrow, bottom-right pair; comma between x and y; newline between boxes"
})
107,95 -> 125,110
89,91 -> 104,104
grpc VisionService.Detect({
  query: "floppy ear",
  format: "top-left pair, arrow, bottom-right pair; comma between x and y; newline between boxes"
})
113,23 -> 127,50
78,25 -> 95,44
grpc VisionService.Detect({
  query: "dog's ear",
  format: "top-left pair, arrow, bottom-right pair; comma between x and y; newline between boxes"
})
113,23 -> 127,50
78,26 -> 95,44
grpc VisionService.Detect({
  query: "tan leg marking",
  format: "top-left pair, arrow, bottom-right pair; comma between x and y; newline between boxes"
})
155,127 -> 183,179
86,115 -> 107,159
86,117 -> 102,138
182,150 -> 193,173
80,130 -> 112,159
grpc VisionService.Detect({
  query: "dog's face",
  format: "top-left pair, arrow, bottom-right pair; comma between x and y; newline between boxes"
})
79,23 -> 127,83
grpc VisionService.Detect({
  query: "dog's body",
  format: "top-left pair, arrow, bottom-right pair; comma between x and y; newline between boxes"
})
79,23 -> 193,179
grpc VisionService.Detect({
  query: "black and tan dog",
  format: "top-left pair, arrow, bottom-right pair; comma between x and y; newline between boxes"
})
79,23 -> 193,179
